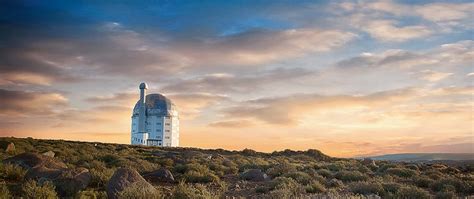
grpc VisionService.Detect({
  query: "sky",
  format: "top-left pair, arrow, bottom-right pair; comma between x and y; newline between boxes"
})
0,0 -> 472,157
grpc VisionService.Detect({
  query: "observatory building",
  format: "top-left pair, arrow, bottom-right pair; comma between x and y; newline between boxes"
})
130,83 -> 179,147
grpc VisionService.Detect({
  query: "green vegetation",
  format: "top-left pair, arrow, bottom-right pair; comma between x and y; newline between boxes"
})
0,137 -> 473,198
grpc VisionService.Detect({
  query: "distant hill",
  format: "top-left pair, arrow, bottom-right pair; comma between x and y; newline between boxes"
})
366,153 -> 474,162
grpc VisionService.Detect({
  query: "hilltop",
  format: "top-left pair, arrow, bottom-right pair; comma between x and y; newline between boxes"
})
0,137 -> 473,198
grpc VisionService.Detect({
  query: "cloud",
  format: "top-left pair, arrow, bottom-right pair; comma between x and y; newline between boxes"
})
162,67 -> 314,93
0,89 -> 68,116
222,87 -> 418,125
418,70 -> 453,82
172,28 -> 357,66
364,20 -> 432,42
208,120 -> 254,128
336,40 -> 473,70
168,93 -> 228,119
334,1 -> 473,41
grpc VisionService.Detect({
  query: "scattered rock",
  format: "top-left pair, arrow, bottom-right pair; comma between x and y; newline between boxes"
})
42,151 -> 55,158
106,168 -> 156,199
54,167 -> 92,196
240,169 -> 269,182
3,152 -> 67,170
362,158 -> 377,167
5,153 -> 90,196
26,165 -> 64,180
143,168 -> 175,183
5,143 -> 15,153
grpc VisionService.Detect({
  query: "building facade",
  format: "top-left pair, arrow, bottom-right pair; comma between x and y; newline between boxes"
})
131,83 -> 179,147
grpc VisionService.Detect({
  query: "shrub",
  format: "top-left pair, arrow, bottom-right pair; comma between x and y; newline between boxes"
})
0,183 -> 10,198
183,170 -> 219,183
335,171 -> 368,182
326,179 -> 344,188
75,190 -> 107,199
386,168 -> 418,178
431,177 -> 472,194
172,181 -> 216,199
434,191 -> 456,199
269,177 -> 300,190
117,184 -> 162,199
283,171 -> 313,185
22,180 -> 58,199
305,181 -> 326,193
266,162 -> 297,178
395,185 -> 431,199
325,162 -> 345,172
0,163 -> 27,181
88,161 -> 114,188
382,182 -> 401,193
316,169 -> 332,178
414,176 -> 434,188
377,163 -> 398,173
349,181 -> 384,195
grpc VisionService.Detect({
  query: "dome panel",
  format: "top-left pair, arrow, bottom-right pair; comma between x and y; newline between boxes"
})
133,94 -> 177,116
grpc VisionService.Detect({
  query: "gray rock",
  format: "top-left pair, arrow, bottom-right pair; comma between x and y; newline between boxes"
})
54,167 -> 92,196
240,169 -> 269,182
3,152 -> 67,170
362,158 -> 377,167
106,168 -> 157,199
144,168 -> 175,183
42,151 -> 55,157
5,143 -> 15,153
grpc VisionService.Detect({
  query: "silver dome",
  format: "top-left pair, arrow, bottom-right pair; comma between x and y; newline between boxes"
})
133,94 -> 177,116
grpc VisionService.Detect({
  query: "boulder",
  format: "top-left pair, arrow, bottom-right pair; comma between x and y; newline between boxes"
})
144,168 -> 175,183
3,152 -> 67,170
54,167 -> 92,196
26,165 -> 64,180
240,169 -> 269,182
106,168 -> 156,199
362,158 -> 377,167
5,153 -> 90,196
42,151 -> 55,157
5,143 -> 15,153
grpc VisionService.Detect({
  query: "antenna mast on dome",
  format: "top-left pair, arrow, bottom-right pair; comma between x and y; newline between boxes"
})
138,82 -> 148,134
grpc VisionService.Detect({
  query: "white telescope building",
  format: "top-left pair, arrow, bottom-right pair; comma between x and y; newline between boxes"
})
131,82 -> 179,147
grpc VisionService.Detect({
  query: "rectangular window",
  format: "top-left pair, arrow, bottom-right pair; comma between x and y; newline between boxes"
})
156,123 -> 161,125
165,123 -> 170,126
165,130 -> 170,132
165,136 -> 170,139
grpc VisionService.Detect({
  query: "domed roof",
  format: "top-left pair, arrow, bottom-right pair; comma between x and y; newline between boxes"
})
133,94 -> 178,117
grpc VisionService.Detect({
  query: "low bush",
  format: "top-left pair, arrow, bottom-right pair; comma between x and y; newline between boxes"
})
316,169 -> 332,178
386,168 -> 418,178
283,171 -> 313,185
335,171 -> 368,182
117,184 -> 162,199
172,181 -> 216,199
75,190 -> 107,199
326,179 -> 344,188
269,177 -> 301,191
0,183 -> 10,198
349,181 -> 384,195
431,177 -> 472,194
434,191 -> 456,199
382,182 -> 401,194
0,163 -> 27,181
305,181 -> 326,193
395,185 -> 431,199
414,176 -> 434,188
183,170 -> 219,183
267,162 -> 297,178
22,180 -> 58,199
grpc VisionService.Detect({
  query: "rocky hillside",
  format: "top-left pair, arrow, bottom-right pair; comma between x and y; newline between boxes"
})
0,137 -> 473,198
